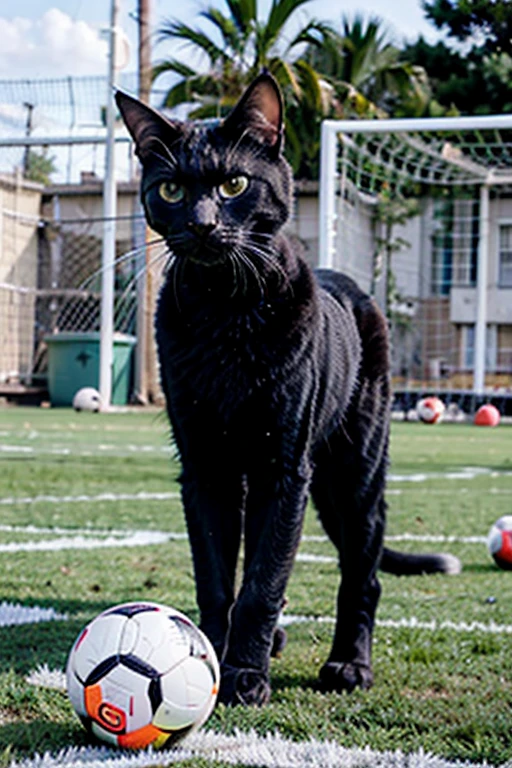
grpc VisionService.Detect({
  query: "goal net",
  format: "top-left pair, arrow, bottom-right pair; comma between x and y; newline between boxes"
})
318,115 -> 512,399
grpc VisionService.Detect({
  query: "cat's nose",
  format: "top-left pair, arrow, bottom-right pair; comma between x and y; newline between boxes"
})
188,198 -> 217,239
187,220 -> 216,239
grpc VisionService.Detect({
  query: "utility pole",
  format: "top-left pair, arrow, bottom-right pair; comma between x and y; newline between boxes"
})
99,0 -> 120,409
138,0 -> 151,105
23,102 -> 34,175
134,0 -> 155,404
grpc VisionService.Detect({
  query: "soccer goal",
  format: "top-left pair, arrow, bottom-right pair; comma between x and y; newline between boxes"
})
318,114 -> 512,398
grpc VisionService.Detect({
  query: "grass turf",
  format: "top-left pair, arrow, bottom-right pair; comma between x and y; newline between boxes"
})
0,407 -> 510,765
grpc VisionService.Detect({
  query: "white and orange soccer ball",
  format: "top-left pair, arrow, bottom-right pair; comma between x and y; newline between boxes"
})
416,396 -> 445,424
66,602 -> 220,749
487,516 -> 512,571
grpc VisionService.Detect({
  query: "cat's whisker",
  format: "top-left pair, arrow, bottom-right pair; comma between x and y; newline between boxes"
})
113,244 -> 171,332
243,240 -> 292,293
74,238 -> 166,292
227,253 -> 242,298
147,137 -> 178,169
168,253 -> 187,312
53,239 -> 168,331
114,243 -> 171,316
232,247 -> 266,298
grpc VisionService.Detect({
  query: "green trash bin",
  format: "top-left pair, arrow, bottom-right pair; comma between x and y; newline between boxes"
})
45,332 -> 136,406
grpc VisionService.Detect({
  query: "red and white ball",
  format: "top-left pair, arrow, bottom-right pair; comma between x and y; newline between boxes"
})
416,396 -> 445,424
487,516 -> 512,570
66,602 -> 220,749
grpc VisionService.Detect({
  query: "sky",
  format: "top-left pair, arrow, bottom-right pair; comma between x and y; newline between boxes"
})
0,0 -> 443,81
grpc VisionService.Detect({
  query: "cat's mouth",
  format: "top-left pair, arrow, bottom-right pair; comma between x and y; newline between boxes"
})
169,237 -> 228,267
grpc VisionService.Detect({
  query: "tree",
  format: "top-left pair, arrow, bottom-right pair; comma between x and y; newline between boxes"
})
422,0 -> 512,53
404,1 -> 512,115
152,0 -> 332,177
304,15 -> 431,118
24,149 -> 57,186
153,5 -> 432,179
371,187 -> 419,321
153,0 -> 329,117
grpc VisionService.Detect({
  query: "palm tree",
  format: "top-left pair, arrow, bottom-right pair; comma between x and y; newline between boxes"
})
152,0 -> 333,177
154,0 -> 328,114
304,15 -> 431,118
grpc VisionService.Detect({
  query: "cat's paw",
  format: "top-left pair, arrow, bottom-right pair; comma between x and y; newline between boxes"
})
271,627 -> 287,658
318,661 -> 373,693
218,664 -> 271,707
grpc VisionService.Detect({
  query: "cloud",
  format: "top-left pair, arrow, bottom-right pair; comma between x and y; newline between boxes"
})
0,9 -> 109,78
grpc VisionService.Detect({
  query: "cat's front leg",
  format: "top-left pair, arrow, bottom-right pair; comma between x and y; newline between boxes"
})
180,464 -> 245,661
218,463 -> 311,706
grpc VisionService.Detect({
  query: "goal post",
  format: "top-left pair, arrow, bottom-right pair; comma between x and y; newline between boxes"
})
318,114 -> 512,398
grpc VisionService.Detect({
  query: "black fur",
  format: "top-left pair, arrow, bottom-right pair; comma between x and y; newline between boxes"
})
116,74 -> 460,706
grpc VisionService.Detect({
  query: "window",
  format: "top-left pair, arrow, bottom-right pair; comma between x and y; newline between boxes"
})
461,324 -> 497,370
463,325 -> 475,369
498,224 -> 512,287
431,197 -> 478,295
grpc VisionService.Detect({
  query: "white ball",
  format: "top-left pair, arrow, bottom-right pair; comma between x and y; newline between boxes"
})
66,602 -> 220,749
72,387 -> 102,412
487,516 -> 512,570
416,396 -> 445,424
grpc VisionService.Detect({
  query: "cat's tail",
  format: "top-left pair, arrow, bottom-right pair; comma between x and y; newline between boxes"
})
380,547 -> 461,575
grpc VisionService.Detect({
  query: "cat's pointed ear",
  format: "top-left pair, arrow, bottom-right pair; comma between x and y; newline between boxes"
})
115,91 -> 182,162
222,72 -> 284,153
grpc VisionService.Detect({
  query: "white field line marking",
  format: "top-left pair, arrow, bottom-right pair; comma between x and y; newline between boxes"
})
0,491 -> 180,506
0,531 -> 187,553
2,464 -> 511,508
296,552 -> 337,564
0,525 -> 486,554
301,533 -> 488,545
0,444 -> 175,457
28,605 -> 512,692
6,726 -> 500,768
387,488 -> 512,495
1,457 -> 510,477
0,601 -> 67,626
0,524 -> 186,536
0,522 -> 486,554
280,614 -> 512,635
388,466 -> 512,482
384,533 -> 487,544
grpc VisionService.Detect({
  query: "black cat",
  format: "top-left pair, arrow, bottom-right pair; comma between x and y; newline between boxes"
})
116,74 -> 460,707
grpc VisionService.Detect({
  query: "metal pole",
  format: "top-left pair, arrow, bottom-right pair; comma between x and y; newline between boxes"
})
318,122 -> 337,269
23,103 -> 34,176
473,183 -> 490,394
99,0 -> 120,409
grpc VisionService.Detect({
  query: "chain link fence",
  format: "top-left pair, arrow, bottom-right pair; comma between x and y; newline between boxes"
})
0,74 -> 170,402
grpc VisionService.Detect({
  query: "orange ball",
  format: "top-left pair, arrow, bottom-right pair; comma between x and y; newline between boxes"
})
474,404 -> 500,427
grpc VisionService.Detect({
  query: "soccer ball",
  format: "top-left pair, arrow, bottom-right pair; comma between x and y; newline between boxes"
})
487,516 -> 512,570
416,396 -> 445,424
66,602 -> 220,749
72,387 -> 102,412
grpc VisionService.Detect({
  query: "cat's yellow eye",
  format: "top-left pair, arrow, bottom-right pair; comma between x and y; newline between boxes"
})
219,176 -> 249,199
159,181 -> 184,204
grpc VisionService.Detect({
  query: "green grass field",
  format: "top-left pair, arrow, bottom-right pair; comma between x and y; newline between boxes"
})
0,407 -> 511,767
